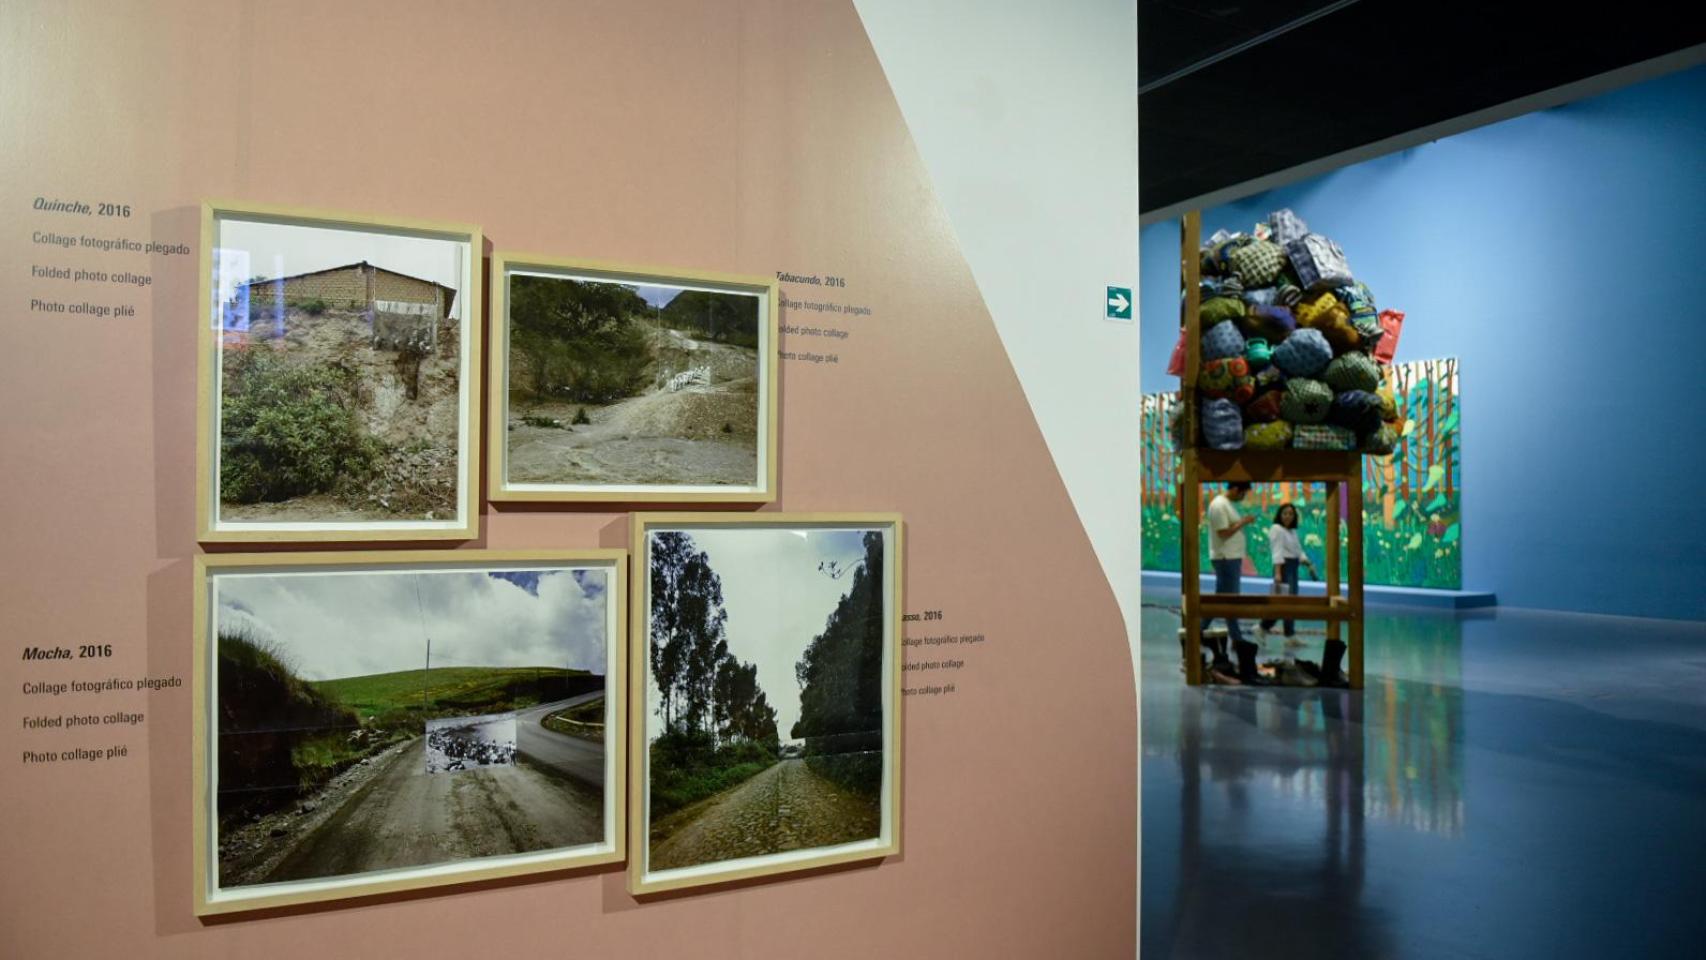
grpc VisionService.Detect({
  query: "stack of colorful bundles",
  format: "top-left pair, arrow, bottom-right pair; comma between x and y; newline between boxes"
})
1187,209 -> 1403,454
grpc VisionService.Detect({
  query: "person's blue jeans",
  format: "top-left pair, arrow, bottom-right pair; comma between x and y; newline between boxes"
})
1202,558 -> 1244,645
1261,558 -> 1301,636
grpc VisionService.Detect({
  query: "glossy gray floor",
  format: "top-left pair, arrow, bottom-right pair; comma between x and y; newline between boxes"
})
1140,595 -> 1706,959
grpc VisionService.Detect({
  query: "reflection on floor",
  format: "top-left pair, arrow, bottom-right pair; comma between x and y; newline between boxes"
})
1141,595 -> 1706,959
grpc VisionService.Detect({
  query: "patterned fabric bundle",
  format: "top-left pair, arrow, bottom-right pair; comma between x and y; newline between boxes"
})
1201,236 -> 1249,276
1201,296 -> 1245,327
1253,365 -> 1287,393
1201,276 -> 1243,300
1226,239 -> 1287,288
1244,389 -> 1286,423
1280,377 -> 1333,424
1201,319 -> 1246,361
1329,390 -> 1384,436
1335,282 -> 1382,352
1202,398 -> 1244,450
1337,281 -> 1378,324
1363,423 -> 1399,455
1292,423 -> 1359,451
1271,328 -> 1333,377
1376,386 -> 1398,422
1269,208 -> 1309,246
1353,314 -> 1384,351
1285,233 -> 1354,290
1243,303 -> 1296,341
1244,420 -> 1293,450
1293,292 -> 1360,355
1294,292 -> 1346,329
1199,356 -> 1254,403
1323,352 -> 1381,392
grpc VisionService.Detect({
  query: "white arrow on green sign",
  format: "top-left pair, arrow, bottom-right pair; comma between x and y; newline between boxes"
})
1106,285 -> 1132,321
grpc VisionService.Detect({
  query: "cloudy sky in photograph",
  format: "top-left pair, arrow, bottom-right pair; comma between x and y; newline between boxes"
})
646,527 -> 878,743
215,218 -> 468,317
216,566 -> 607,681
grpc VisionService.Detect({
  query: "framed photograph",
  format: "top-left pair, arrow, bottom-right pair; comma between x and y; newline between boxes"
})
192,550 -> 626,914
197,201 -> 483,542
489,254 -> 778,503
628,513 -> 902,895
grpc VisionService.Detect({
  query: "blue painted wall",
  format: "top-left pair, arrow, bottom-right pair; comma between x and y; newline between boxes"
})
1140,65 -> 1706,621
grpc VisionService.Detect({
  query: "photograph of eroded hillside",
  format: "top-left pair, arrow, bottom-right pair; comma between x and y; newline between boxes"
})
210,563 -> 611,893
641,526 -> 891,879
504,273 -> 762,489
213,219 -> 470,525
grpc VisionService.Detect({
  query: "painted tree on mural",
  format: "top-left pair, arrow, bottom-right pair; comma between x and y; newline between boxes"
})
1140,357 -> 1462,589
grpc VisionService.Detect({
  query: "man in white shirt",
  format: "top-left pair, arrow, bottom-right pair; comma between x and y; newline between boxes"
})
1203,481 -> 1267,684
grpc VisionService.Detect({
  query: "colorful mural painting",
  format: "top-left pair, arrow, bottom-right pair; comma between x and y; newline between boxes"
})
1142,357 -> 1462,590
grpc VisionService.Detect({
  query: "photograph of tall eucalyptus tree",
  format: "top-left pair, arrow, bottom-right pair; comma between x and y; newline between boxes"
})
629,515 -> 901,894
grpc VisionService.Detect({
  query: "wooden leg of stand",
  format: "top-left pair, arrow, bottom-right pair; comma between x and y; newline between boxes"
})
1180,211 -> 1203,687
1348,467 -> 1365,690
1325,480 -> 1341,649
1182,460 -> 1202,686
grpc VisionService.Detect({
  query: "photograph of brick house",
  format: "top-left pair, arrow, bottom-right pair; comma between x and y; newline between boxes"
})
209,212 -> 475,531
227,260 -> 457,351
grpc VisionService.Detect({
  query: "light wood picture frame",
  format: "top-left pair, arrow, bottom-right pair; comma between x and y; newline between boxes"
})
196,201 -> 483,542
192,549 -> 626,915
489,254 -> 779,504
627,513 -> 903,895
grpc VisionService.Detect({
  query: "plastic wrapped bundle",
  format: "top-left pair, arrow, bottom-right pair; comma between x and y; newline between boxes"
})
1202,398 -> 1244,450
1226,239 -> 1287,288
1200,357 -> 1254,403
1202,319 -> 1246,361
1292,423 -> 1359,451
1330,390 -> 1384,436
1269,208 -> 1310,246
1271,328 -> 1333,377
1280,377 -> 1333,423
1285,233 -> 1354,290
1244,420 -> 1293,450
1324,352 -> 1381,392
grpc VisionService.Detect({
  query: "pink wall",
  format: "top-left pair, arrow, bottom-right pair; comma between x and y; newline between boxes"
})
0,1 -> 1136,956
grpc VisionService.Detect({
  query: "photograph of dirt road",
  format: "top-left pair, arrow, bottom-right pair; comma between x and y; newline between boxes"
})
501,269 -> 769,494
205,557 -> 617,902
210,214 -> 474,530
636,521 -> 898,890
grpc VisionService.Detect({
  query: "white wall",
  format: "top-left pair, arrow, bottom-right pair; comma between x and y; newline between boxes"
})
853,0 -> 1140,950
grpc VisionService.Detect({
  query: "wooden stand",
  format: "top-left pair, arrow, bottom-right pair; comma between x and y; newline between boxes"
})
1178,212 -> 1365,689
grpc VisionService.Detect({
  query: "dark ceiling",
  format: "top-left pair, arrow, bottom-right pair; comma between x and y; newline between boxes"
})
1139,0 -> 1706,213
